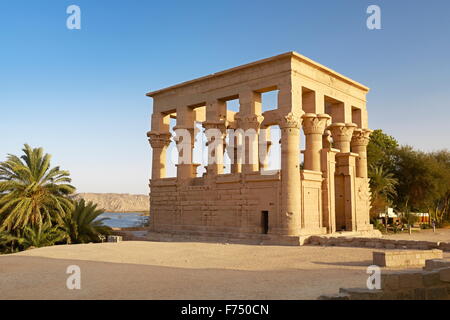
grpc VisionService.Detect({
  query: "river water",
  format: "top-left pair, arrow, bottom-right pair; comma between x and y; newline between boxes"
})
97,212 -> 149,228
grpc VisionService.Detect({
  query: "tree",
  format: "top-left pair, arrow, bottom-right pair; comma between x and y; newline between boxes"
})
0,144 -> 75,231
62,199 -> 111,244
393,147 -> 450,224
17,221 -> 67,249
367,129 -> 399,175
369,165 -> 398,217
0,231 -> 21,254
429,150 -> 450,224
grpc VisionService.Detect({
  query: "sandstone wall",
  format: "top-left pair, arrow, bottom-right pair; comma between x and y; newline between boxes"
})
150,176 -> 278,235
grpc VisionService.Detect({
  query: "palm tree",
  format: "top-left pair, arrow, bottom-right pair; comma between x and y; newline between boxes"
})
0,231 -> 21,253
62,199 -> 111,244
17,221 -> 67,249
0,144 -> 75,231
369,165 -> 398,217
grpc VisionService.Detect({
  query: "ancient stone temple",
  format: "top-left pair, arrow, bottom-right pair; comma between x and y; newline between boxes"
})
146,52 -> 376,245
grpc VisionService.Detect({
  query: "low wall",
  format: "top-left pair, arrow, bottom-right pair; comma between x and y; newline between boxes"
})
373,250 -> 443,267
425,259 -> 450,271
319,259 -> 450,300
308,235 -> 450,251
146,230 -> 307,246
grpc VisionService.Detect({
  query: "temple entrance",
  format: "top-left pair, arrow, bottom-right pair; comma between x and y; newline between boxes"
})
261,211 -> 269,234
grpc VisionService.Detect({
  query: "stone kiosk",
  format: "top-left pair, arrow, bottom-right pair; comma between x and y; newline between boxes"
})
146,52 -> 376,245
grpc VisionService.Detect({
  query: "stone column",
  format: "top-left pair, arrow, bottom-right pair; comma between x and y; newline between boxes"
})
239,114 -> 264,173
225,124 -> 241,174
259,127 -> 272,171
351,129 -> 372,178
231,134 -> 241,174
279,112 -> 303,235
238,90 -> 263,174
147,131 -> 172,180
320,129 -> 335,233
203,121 -> 226,176
302,113 -> 330,172
174,106 -> 197,179
329,123 -> 358,232
328,123 -> 357,153
320,149 -> 339,233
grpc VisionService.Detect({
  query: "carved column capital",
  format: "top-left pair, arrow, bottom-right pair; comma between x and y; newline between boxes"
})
202,120 -> 227,133
328,123 -> 357,153
235,113 -> 264,130
147,131 -> 172,149
328,123 -> 357,144
351,128 -> 373,147
302,113 -> 331,135
278,112 -> 303,129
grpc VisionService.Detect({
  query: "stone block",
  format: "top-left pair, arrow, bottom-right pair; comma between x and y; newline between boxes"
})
395,289 -> 415,300
375,242 -> 385,249
438,242 -> 450,251
424,259 -> 450,271
317,293 -> 350,300
107,235 -> 122,243
414,288 -> 427,300
422,271 -> 441,287
339,288 -> 384,300
373,252 -> 387,266
425,287 -> 448,300
378,291 -> 398,300
373,250 -> 443,268
365,241 -> 376,248
381,273 -> 400,290
439,268 -> 450,282
398,271 -> 424,289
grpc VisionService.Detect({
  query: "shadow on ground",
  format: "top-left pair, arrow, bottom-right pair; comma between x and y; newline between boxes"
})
311,260 -> 373,267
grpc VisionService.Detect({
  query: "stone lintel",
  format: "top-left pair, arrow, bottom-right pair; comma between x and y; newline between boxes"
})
301,170 -> 323,181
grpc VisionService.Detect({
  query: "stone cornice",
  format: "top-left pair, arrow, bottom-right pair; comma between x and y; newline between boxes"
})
146,51 -> 369,98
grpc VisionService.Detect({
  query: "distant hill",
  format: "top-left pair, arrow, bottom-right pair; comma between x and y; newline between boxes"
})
75,193 -> 149,213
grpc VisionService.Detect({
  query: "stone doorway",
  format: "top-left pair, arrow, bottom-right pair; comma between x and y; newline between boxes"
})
261,211 -> 269,234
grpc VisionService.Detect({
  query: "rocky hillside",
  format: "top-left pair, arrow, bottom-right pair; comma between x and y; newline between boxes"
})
75,193 -> 149,212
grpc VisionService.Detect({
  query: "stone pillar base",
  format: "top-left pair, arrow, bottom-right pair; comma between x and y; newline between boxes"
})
176,163 -> 201,179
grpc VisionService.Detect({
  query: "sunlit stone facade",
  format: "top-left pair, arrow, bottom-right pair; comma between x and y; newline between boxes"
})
147,52 -> 376,245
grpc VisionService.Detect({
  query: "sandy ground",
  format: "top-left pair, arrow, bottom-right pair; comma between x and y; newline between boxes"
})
2,230 -> 450,300
0,241 -> 385,300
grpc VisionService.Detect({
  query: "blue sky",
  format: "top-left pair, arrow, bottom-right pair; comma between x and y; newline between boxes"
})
0,0 -> 449,194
